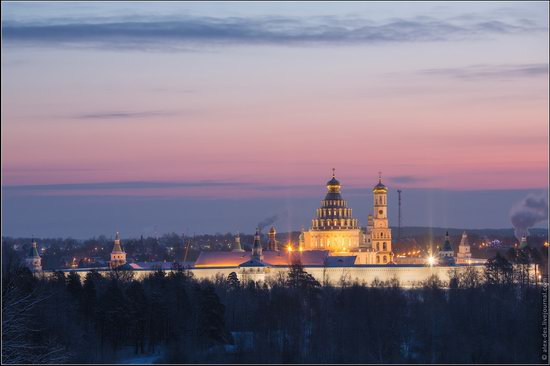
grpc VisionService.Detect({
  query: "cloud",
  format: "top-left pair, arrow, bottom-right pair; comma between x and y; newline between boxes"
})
75,110 -> 178,120
3,180 -> 253,191
418,63 -> 548,80
387,176 -> 429,184
2,14 -> 546,51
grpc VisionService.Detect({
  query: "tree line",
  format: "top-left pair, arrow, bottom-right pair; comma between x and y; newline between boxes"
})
2,250 -> 547,364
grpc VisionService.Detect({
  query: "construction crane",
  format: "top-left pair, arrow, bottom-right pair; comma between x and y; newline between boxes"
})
397,189 -> 402,246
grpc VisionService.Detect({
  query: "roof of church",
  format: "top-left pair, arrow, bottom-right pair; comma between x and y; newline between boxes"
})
239,258 -> 267,267
325,256 -> 357,267
130,261 -> 194,270
29,242 -> 40,258
373,179 -> 387,192
194,250 -> 330,267
442,231 -> 453,251
327,176 -> 340,187
112,232 -> 124,253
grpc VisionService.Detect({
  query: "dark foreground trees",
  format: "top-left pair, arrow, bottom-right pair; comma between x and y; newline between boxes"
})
2,261 -> 546,364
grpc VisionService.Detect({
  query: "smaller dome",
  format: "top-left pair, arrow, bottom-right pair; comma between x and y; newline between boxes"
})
373,181 -> 387,191
326,168 -> 341,193
327,176 -> 340,186
269,226 -> 276,234
373,173 -> 388,192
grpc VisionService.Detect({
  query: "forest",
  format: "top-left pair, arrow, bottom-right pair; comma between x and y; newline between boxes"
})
2,250 -> 547,364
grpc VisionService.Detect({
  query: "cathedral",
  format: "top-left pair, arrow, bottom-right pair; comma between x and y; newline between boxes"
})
303,171 -> 394,264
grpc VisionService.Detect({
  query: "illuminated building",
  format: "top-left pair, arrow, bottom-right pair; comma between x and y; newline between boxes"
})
369,174 -> 393,264
456,231 -> 472,264
109,232 -> 127,268
303,170 -> 394,264
438,231 -> 455,266
232,233 -> 245,252
267,226 -> 279,251
26,240 -> 42,272
303,170 -> 364,251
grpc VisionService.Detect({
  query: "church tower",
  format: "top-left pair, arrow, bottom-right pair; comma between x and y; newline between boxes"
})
251,228 -> 263,260
372,173 -> 393,264
267,226 -> 278,251
110,232 -> 127,269
26,239 -> 42,272
520,235 -> 528,249
303,169 -> 363,251
232,232 -> 245,252
456,231 -> 472,264
438,231 -> 455,265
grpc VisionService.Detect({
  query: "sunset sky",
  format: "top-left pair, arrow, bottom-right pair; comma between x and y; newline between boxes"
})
2,2 -> 548,238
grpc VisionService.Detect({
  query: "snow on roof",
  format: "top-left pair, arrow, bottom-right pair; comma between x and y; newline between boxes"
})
133,261 -> 194,270
194,250 -> 330,267
325,256 -> 357,267
239,258 -> 267,267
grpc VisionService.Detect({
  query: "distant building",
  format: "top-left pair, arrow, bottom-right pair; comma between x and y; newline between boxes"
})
303,170 -> 364,252
456,231 -> 472,264
520,235 -> 528,249
369,174 -> 394,264
231,233 -> 245,252
303,171 -> 393,264
438,231 -> 455,266
267,226 -> 278,251
26,240 -> 42,272
251,228 -> 263,261
109,232 -> 127,268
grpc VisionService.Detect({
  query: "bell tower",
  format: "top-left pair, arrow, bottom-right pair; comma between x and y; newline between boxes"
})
26,239 -> 42,272
110,231 -> 127,269
372,173 -> 393,264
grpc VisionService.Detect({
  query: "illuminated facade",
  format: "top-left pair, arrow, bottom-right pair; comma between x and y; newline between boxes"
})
456,231 -> 472,264
438,231 -> 455,266
109,232 -> 127,268
303,171 -> 365,252
303,171 -> 394,264
369,175 -> 393,264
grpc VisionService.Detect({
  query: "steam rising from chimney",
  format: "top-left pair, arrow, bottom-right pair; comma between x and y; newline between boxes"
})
509,194 -> 548,241
257,210 -> 289,232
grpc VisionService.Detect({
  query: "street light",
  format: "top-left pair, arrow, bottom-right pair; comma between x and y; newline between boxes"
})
427,255 -> 436,266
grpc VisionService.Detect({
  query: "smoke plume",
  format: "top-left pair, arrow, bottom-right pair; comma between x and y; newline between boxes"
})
510,194 -> 548,240
257,210 -> 289,232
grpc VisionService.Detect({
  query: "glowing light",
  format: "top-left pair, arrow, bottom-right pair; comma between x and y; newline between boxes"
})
299,246 -> 303,252
544,241 -> 549,248
427,256 -> 436,266
287,245 -> 293,253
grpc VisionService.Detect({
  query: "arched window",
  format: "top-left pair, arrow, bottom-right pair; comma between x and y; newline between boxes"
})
383,242 -> 387,251
383,255 -> 387,263
376,256 -> 380,263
